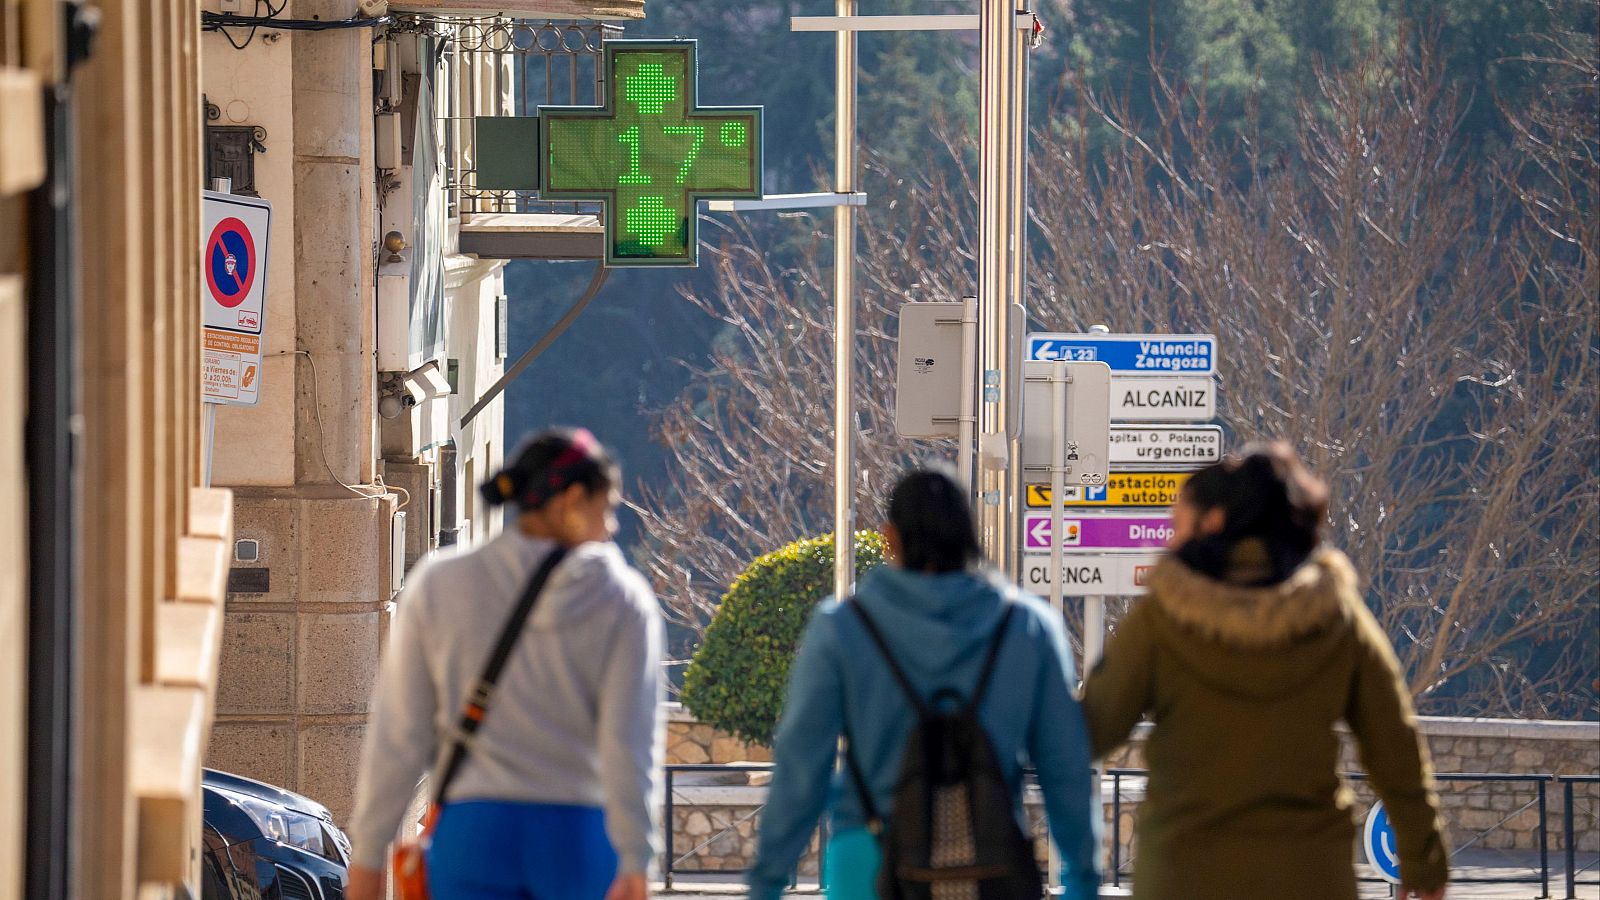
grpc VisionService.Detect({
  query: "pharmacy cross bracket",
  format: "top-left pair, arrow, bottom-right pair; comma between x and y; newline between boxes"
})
538,40 -> 763,266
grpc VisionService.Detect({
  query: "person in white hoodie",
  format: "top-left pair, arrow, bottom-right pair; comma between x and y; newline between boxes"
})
346,428 -> 663,900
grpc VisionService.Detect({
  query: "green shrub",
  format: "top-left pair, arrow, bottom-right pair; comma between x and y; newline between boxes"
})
680,532 -> 887,747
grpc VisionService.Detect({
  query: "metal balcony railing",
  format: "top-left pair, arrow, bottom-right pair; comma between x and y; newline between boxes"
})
403,17 -> 622,218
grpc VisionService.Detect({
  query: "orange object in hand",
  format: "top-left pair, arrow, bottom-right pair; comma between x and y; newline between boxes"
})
391,806 -> 438,900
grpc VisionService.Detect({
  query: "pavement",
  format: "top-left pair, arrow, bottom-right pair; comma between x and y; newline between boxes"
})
655,851 -> 1600,899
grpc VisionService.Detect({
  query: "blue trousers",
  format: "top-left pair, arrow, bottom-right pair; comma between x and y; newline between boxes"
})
426,801 -> 619,900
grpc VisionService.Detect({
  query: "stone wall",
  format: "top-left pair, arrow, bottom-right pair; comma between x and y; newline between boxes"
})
662,707 -> 1600,879
1101,717 -> 1600,854
667,704 -> 772,765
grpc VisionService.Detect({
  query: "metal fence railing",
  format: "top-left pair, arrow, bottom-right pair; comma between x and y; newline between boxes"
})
663,764 -> 1600,897
663,763 -> 777,889
1560,775 -> 1600,899
400,16 -> 622,218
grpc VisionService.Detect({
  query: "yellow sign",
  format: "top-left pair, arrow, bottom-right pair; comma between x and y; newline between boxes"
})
1026,472 -> 1190,508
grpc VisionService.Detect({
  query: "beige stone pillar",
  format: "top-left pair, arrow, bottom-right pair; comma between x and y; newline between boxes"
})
206,0 -> 397,824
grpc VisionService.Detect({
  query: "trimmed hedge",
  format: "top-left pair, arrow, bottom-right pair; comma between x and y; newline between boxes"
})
680,532 -> 887,748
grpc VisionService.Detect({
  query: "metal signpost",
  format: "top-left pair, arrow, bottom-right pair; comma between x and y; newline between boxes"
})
1016,360 -> 1112,649
201,187 -> 272,487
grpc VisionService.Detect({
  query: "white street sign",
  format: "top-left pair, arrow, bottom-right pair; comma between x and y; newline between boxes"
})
1110,424 -> 1225,466
1021,552 -> 1162,597
202,191 -> 271,407
1110,375 -> 1214,422
1020,360 -> 1113,487
895,301 -> 968,438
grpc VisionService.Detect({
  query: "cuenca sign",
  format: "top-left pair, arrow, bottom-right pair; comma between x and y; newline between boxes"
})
1021,552 -> 1162,597
1022,511 -> 1175,552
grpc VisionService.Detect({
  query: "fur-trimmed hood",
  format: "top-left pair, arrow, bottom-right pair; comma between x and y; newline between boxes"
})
1148,546 -> 1357,648
1141,545 -> 1364,700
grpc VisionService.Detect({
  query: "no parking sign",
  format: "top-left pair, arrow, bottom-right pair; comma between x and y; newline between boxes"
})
202,191 -> 271,406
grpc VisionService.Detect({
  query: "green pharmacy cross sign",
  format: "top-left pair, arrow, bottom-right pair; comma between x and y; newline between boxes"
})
538,40 -> 763,266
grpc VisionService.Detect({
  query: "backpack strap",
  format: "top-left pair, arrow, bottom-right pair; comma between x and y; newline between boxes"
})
840,733 -> 884,834
848,599 -> 931,718
967,604 -> 1017,713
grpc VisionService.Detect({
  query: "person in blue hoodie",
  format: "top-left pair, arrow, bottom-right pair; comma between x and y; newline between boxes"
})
748,466 -> 1103,900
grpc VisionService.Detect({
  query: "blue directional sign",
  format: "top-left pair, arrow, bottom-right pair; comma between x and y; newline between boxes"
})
1363,802 -> 1403,884
1028,333 -> 1216,376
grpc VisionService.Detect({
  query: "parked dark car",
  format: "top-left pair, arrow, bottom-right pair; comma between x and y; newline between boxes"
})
201,768 -> 349,900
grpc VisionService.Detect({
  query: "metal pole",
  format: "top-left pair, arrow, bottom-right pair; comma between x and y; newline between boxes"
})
1112,772 -> 1123,887
1004,7 -> 1031,583
1564,780 -> 1575,899
1083,324 -> 1110,671
202,403 -> 217,489
958,297 -> 979,495
1084,597 -> 1106,671
663,767 -> 674,889
1048,360 -> 1066,889
202,188 -> 224,489
1049,362 -> 1067,625
833,0 -> 859,600
977,0 -> 1026,574
1539,778 -> 1550,898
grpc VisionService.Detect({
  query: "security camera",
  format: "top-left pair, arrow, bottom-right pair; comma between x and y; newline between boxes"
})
378,392 -> 418,419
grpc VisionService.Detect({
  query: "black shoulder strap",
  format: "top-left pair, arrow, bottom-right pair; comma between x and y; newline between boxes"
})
431,545 -> 569,806
967,605 -> 1017,712
841,734 -> 883,832
848,599 -> 931,718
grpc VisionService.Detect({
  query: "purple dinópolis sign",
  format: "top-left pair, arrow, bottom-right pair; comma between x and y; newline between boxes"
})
1022,511 -> 1175,551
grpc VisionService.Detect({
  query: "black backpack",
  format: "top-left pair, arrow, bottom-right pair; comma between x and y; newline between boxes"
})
843,601 -> 1043,900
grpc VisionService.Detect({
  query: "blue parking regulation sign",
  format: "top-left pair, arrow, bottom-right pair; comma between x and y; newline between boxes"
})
1363,802 -> 1403,884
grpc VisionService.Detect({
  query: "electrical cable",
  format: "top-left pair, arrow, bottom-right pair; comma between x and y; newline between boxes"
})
203,9 -> 389,49
205,0 -> 294,51
202,12 -> 390,30
275,349 -> 411,511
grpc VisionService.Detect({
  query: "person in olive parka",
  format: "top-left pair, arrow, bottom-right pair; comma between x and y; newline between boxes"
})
1081,443 -> 1449,900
